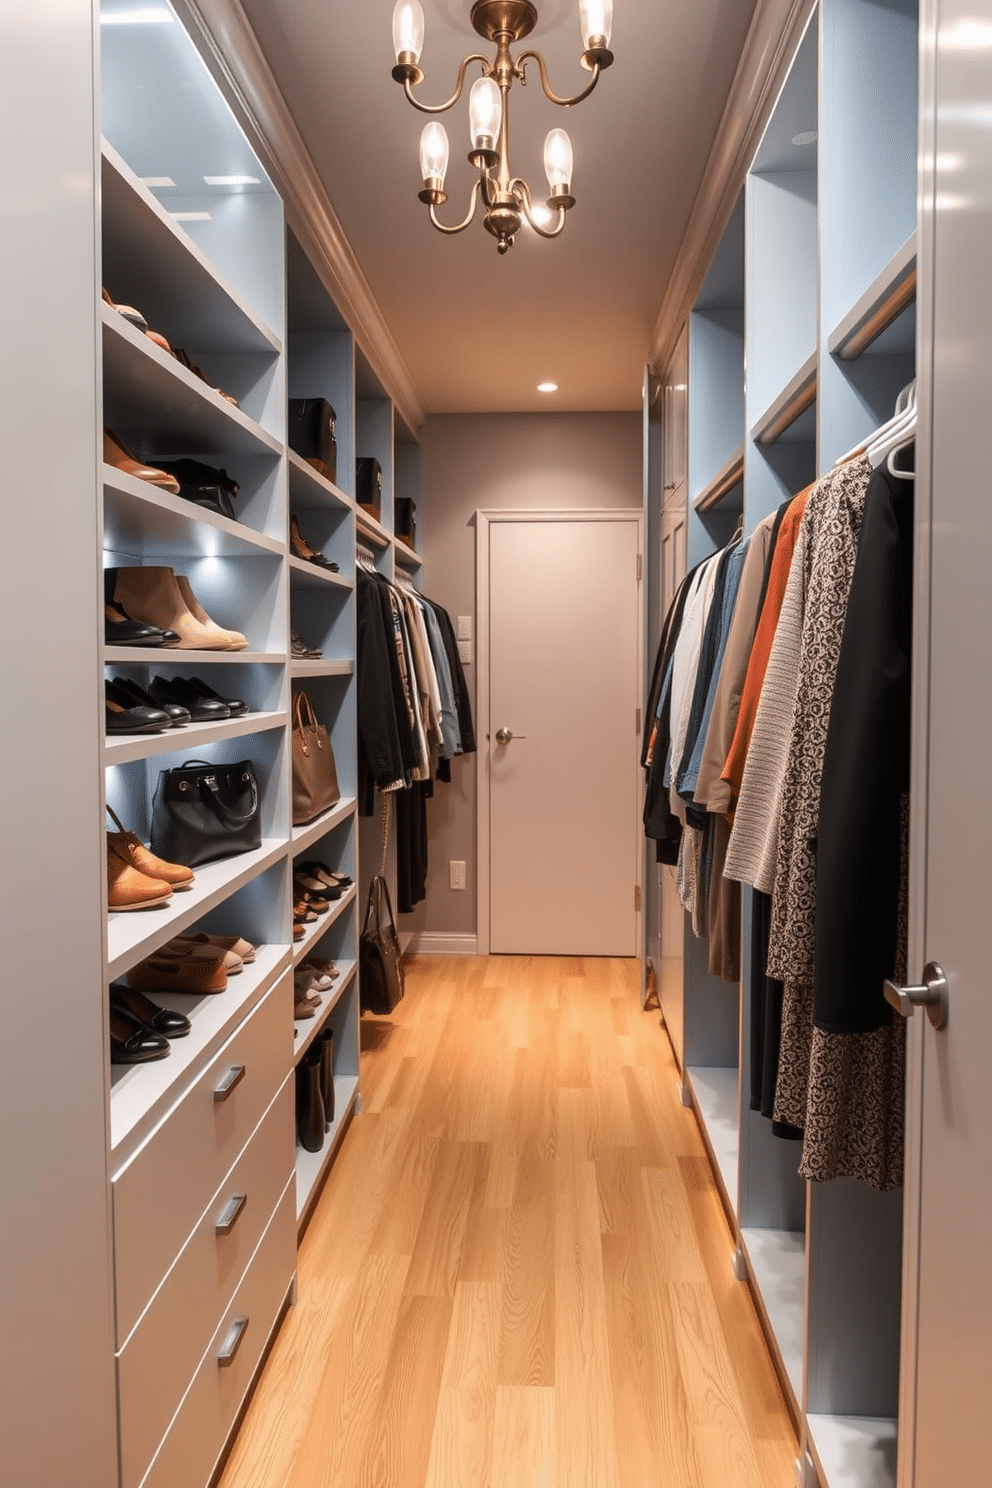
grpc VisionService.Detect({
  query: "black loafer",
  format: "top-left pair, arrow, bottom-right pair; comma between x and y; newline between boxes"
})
186,675 -> 249,716
148,674 -> 230,721
110,985 -> 191,1039
105,680 -> 173,734
109,1003 -> 171,1063
110,675 -> 191,727
105,600 -> 179,648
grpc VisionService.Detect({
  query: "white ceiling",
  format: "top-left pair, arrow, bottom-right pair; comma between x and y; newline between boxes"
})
238,0 -> 759,414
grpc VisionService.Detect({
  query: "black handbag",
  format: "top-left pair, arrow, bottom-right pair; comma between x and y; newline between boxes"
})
355,456 -> 382,517
288,398 -> 337,485
359,875 -> 405,1014
150,758 -> 261,869
148,458 -> 240,520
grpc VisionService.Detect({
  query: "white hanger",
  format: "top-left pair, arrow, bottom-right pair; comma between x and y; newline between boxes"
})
835,381 -> 916,468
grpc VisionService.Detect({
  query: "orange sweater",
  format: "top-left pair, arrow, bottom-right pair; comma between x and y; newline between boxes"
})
718,486 -> 812,816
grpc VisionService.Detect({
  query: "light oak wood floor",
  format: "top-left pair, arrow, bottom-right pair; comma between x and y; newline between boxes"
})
218,955 -> 798,1488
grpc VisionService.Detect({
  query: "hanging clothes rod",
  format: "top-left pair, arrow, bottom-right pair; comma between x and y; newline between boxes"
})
357,543 -> 378,569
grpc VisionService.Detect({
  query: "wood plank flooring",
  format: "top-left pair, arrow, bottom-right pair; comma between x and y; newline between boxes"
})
218,955 -> 798,1488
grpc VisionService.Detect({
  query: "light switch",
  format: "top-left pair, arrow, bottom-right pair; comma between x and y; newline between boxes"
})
457,614 -> 473,640
457,639 -> 473,664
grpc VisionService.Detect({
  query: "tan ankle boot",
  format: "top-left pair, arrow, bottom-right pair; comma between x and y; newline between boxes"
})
111,566 -> 243,651
174,574 -> 248,650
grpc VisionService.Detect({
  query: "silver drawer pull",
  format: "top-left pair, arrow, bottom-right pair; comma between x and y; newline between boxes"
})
217,1315 -> 249,1368
214,1064 -> 246,1103
216,1193 -> 247,1236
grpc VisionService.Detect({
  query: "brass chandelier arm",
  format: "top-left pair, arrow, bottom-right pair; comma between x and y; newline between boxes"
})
402,53 -> 491,114
515,49 -> 601,107
512,178 -> 567,238
428,177 -> 484,233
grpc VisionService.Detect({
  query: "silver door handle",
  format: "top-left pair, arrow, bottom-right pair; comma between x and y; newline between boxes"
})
884,961 -> 949,1030
495,727 -> 526,744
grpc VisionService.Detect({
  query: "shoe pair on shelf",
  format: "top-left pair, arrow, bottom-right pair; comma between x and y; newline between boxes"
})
105,566 -> 248,651
107,806 -> 194,910
299,860 -> 351,896
294,958 -> 341,1015
147,674 -> 249,721
290,515 -> 338,571
109,985 -> 191,1065
103,292 -> 238,406
296,1031 -> 334,1148
126,947 -> 228,995
291,628 -> 322,660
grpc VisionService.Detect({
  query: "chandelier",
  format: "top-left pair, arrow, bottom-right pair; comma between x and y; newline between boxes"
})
390,0 -> 614,254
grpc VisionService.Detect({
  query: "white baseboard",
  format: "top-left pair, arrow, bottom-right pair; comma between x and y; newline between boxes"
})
402,932 -> 479,957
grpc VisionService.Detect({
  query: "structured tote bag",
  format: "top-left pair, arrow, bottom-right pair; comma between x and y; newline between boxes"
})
291,690 -> 341,826
150,758 -> 261,868
359,874 -> 405,1014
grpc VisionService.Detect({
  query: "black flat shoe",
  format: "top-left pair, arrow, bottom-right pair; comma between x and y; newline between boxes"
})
110,985 -> 191,1039
105,600 -> 179,648
105,680 -> 173,734
148,674 -> 230,721
186,675 -> 249,716
109,1003 -> 171,1063
110,675 -> 191,727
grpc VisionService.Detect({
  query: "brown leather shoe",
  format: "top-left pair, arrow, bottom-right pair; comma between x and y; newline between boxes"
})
127,953 -> 227,995
106,807 -> 194,890
109,566 -> 247,653
160,936 -> 243,974
181,931 -> 255,963
107,844 -> 173,911
104,429 -> 181,493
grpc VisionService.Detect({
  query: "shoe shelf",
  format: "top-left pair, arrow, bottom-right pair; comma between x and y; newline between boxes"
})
290,796 -> 357,854
109,942 -> 291,1158
295,1072 -> 360,1222
293,961 -> 358,1062
288,556 -> 352,592
107,838 -> 287,982
292,885 -> 358,963
101,142 -> 281,360
102,309 -> 283,464
103,709 -> 288,768
103,467 -> 284,560
739,1226 -> 807,1413
355,507 -> 391,550
105,647 -> 284,667
287,450 -> 352,514
806,1414 -> 898,1488
290,658 -> 353,681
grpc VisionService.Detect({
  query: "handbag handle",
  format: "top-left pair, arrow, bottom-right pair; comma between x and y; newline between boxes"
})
200,769 -> 259,825
293,691 -> 320,756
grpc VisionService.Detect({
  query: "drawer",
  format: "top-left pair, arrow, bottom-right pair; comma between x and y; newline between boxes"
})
114,974 -> 291,1342
137,1178 -> 297,1488
119,1079 -> 295,1488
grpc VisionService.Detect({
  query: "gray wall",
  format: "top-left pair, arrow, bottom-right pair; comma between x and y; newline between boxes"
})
404,411 -> 642,940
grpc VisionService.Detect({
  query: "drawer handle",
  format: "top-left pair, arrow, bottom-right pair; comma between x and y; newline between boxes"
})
214,1064 -> 246,1103
217,1315 -> 249,1368
216,1192 -> 247,1236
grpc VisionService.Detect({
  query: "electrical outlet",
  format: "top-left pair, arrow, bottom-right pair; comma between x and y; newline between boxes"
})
449,860 -> 466,890
457,614 -> 473,640
457,639 -> 473,664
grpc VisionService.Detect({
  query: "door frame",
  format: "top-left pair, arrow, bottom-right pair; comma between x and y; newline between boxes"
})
475,507 -> 644,956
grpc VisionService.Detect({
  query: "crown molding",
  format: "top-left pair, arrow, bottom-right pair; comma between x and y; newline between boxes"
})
177,0 -> 425,435
648,0 -> 817,378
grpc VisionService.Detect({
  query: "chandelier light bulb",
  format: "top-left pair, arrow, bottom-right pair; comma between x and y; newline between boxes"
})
469,76 -> 502,152
392,0 -> 425,64
579,0 -> 613,50
544,128 -> 573,191
420,122 -> 450,187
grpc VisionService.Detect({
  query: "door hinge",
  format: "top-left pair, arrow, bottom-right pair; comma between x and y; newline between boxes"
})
636,707 -> 642,735
634,884 -> 641,912
637,553 -> 642,582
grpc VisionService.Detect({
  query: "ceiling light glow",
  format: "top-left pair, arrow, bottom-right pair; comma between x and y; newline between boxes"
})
792,130 -> 817,146
537,381 -> 558,393
202,174 -> 262,186
141,176 -> 176,188
170,211 -> 212,222
100,6 -> 174,24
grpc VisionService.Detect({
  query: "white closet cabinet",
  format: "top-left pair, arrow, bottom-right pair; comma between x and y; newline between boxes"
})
650,0 -> 992,1483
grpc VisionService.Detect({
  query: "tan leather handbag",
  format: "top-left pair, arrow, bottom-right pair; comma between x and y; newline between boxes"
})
291,690 -> 341,825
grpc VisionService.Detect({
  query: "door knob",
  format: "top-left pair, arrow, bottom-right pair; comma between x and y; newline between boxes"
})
495,727 -> 525,744
883,961 -> 949,1030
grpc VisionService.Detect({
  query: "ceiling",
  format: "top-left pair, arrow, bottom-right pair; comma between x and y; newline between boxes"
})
238,0 -> 759,414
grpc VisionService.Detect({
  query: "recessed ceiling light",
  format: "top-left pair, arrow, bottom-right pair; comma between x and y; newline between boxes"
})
141,176 -> 176,188
792,130 -> 818,146
100,6 -> 174,23
203,174 -> 262,187
537,381 -> 558,393
170,211 -> 212,222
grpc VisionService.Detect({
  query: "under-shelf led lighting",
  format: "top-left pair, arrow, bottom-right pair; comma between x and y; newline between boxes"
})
141,176 -> 176,188
792,130 -> 817,146
170,211 -> 212,222
537,381 -> 558,393
203,174 -> 262,186
100,6 -> 174,23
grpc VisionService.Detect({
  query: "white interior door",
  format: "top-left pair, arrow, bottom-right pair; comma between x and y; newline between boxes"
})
484,514 -> 641,956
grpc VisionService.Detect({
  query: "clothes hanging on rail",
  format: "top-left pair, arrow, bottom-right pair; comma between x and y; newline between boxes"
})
356,565 -> 475,913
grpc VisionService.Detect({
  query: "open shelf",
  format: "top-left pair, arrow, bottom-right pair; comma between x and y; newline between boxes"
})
806,1414 -> 898,1488
288,556 -> 351,592
287,449 -> 351,513
105,648 -> 283,667
751,352 -> 817,446
355,507 -> 390,549
103,468 -> 283,558
828,234 -> 917,361
693,446 -> 744,512
394,541 -> 422,571
740,1226 -> 806,1409
101,142 -> 281,358
687,1065 -> 740,1214
109,942 -> 291,1156
104,709 -> 286,767
292,886 -> 358,963
295,1074 -> 360,1221
290,658 -> 353,680
107,838 -> 287,981
293,962 -> 358,1060
291,796 -> 357,853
